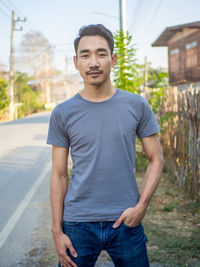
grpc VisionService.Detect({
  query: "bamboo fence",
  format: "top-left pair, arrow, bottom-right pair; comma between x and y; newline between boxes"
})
161,85 -> 200,202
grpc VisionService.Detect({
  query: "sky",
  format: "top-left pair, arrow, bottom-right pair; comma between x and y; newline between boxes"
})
0,0 -> 200,74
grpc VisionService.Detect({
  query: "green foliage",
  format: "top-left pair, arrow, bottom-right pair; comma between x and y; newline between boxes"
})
143,221 -> 200,265
113,30 -> 140,93
163,202 -> 176,212
14,73 -> 44,118
149,87 -> 166,114
148,67 -> 169,128
165,190 -> 174,196
148,67 -> 168,89
135,137 -> 148,172
0,78 -> 9,110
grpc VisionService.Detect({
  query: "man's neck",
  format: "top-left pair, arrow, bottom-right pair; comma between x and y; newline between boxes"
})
80,81 -> 116,102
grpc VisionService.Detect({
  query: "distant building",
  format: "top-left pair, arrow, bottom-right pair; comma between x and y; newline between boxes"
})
28,72 -> 82,104
0,63 -> 9,81
0,71 -> 9,81
152,21 -> 200,89
50,73 -> 82,103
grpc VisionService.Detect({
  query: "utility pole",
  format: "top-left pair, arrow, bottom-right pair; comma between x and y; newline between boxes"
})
119,0 -> 127,70
45,46 -> 50,104
144,56 -> 149,100
65,56 -> 69,99
9,10 -> 15,121
9,10 -> 26,120
119,0 -> 127,35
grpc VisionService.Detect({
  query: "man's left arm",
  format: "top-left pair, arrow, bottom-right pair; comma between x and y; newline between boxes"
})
113,134 -> 164,228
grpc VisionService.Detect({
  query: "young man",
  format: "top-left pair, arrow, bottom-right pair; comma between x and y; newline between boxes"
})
47,24 -> 164,267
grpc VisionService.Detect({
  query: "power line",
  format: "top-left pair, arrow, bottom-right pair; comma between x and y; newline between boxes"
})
0,0 -> 12,12
130,0 -> 155,40
7,0 -> 24,18
129,0 -> 146,33
1,0 -> 72,69
137,0 -> 164,42
1,0 -> 37,32
0,5 -> 10,19
94,11 -> 118,19
19,18 -> 36,32
6,0 -> 37,30
134,0 -> 154,32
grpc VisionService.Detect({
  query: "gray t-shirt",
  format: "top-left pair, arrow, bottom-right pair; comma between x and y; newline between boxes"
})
47,88 -> 160,222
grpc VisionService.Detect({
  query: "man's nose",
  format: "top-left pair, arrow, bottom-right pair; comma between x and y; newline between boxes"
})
89,56 -> 99,68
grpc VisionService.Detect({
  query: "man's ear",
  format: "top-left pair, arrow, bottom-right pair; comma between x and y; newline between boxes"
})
111,54 -> 117,68
73,55 -> 78,70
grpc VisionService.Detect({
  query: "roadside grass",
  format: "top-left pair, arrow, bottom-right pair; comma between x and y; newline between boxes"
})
137,172 -> 200,266
143,221 -> 200,265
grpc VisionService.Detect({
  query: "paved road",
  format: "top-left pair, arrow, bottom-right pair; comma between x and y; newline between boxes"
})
0,112 -> 52,266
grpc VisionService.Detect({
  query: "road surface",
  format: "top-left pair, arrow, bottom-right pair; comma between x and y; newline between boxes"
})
0,112 -> 53,266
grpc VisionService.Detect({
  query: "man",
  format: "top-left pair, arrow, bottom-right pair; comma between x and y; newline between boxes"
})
47,24 -> 164,267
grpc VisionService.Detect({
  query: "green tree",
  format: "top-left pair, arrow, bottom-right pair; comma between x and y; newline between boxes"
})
148,67 -> 168,109
14,73 -> 44,118
0,78 -> 9,110
148,67 -> 169,127
113,31 -> 140,93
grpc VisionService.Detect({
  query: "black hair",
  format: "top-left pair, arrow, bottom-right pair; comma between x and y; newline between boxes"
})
74,24 -> 114,55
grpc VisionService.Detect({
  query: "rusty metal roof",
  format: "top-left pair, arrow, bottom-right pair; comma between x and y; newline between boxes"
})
152,20 -> 200,47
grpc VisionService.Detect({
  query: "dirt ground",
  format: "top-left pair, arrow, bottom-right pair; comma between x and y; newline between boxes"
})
139,172 -> 200,266
25,172 -> 200,267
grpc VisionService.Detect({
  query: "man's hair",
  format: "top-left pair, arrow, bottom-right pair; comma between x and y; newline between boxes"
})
74,24 -> 114,55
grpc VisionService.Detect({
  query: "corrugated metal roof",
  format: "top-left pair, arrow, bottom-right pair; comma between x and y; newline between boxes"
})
152,20 -> 200,47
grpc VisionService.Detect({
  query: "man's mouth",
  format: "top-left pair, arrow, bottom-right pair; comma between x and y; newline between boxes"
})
86,70 -> 103,76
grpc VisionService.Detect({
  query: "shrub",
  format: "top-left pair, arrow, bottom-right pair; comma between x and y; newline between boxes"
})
0,78 -> 9,110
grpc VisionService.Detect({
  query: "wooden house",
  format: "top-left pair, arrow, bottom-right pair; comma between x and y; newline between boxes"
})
152,21 -> 200,88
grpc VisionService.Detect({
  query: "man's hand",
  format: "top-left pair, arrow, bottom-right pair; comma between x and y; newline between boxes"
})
112,202 -> 147,228
53,231 -> 78,267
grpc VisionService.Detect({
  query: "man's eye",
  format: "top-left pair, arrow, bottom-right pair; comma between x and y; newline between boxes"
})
99,53 -> 106,57
81,55 -> 88,58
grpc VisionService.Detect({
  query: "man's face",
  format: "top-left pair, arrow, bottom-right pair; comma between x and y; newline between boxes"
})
73,35 -> 117,86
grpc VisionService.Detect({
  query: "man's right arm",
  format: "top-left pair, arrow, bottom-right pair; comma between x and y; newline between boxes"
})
50,145 -> 77,267
51,145 -> 69,233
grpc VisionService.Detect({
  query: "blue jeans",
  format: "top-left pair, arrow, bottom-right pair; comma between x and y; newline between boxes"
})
58,221 -> 149,267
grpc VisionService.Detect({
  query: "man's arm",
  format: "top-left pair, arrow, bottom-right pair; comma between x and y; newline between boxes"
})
139,134 -> 164,208
50,145 -> 77,267
51,145 -> 69,233
113,134 -> 164,228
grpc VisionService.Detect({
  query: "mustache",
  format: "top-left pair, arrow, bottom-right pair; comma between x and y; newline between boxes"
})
86,69 -> 103,75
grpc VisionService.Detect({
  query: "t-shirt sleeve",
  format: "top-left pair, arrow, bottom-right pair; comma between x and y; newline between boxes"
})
46,108 -> 70,148
136,97 -> 161,139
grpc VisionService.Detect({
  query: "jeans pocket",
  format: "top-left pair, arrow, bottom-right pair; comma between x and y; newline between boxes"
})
122,221 -> 141,229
